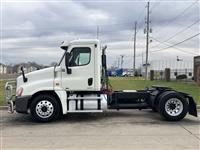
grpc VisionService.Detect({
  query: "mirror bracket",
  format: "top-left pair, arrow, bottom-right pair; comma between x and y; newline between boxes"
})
67,68 -> 72,74
65,52 -> 72,74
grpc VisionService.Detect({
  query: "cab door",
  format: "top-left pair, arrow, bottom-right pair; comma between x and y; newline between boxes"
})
61,45 -> 95,91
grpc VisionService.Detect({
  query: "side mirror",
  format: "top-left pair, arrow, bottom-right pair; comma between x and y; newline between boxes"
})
20,66 -> 28,82
65,52 -> 72,74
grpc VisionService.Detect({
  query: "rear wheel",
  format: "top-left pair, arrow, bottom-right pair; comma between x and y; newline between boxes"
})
30,94 -> 60,122
158,91 -> 188,121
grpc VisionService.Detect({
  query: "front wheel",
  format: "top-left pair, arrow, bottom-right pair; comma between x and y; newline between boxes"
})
158,92 -> 188,121
30,94 -> 60,122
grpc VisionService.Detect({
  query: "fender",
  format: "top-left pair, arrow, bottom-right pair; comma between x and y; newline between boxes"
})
155,90 -> 197,117
184,95 -> 197,117
55,90 -> 67,115
178,92 -> 198,117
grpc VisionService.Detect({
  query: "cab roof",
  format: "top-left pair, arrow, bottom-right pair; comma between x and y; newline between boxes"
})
60,39 -> 100,50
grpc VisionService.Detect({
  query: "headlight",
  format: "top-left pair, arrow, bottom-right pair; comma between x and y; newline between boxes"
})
17,87 -> 23,97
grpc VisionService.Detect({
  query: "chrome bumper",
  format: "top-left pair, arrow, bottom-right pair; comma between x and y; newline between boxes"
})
5,81 -> 16,113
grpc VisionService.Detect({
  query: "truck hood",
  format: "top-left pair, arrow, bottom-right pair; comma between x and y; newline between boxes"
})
17,67 -> 55,95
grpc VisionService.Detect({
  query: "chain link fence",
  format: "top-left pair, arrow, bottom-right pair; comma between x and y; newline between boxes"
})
150,68 -> 194,82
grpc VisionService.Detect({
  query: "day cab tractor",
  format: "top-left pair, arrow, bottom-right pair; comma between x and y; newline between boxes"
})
5,39 -> 197,122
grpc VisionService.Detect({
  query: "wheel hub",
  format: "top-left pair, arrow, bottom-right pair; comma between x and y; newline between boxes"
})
165,98 -> 183,117
41,106 -> 48,112
169,103 -> 176,110
35,100 -> 54,119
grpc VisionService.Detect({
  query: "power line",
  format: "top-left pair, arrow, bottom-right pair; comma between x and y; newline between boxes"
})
135,5 -> 146,33
129,3 -> 147,71
130,2 -> 149,35
169,0 -> 198,22
150,36 -> 198,55
118,31 -> 199,58
151,18 -> 200,49
151,0 -> 198,35
160,0 -> 198,26
151,33 -> 200,53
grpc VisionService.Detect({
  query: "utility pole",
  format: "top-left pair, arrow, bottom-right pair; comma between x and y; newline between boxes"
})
118,57 -> 120,68
145,2 -> 150,80
97,25 -> 99,39
141,52 -> 144,76
133,21 -> 137,76
120,55 -> 124,69
142,52 -> 144,65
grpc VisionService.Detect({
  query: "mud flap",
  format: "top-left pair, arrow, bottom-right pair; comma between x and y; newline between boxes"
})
187,96 -> 198,117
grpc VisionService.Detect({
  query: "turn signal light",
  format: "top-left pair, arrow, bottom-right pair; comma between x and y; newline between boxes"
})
17,87 -> 23,97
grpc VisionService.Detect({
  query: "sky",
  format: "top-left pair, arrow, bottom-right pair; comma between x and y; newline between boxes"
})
1,0 -> 200,69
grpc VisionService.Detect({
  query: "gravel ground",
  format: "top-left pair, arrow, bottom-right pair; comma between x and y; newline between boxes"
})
0,109 -> 199,150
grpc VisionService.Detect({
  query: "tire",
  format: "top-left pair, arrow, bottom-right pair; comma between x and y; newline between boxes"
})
158,91 -> 188,121
30,94 -> 60,122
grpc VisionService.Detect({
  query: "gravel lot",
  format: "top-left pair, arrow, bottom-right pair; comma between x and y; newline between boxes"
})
0,109 -> 199,150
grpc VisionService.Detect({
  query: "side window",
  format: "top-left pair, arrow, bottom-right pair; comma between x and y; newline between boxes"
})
69,47 -> 91,67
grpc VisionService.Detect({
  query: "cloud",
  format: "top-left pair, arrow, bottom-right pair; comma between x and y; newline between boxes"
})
2,1 -> 111,38
1,0 -> 199,68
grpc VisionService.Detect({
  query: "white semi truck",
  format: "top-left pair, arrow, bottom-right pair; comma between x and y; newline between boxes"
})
5,39 -> 197,122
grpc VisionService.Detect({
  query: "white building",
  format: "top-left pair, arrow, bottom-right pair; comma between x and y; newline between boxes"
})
17,65 -> 38,74
0,63 -> 7,74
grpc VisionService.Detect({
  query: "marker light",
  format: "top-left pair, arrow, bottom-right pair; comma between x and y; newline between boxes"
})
17,87 -> 23,97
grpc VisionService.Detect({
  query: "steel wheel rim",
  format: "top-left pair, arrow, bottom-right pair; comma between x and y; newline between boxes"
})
35,100 -> 54,119
165,98 -> 183,116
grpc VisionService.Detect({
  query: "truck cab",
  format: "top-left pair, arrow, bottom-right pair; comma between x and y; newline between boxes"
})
58,39 -> 102,91
5,39 -> 197,122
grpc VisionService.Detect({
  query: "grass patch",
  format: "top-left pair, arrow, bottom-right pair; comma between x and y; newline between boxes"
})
0,78 -> 199,105
110,77 -> 200,104
0,80 -> 7,106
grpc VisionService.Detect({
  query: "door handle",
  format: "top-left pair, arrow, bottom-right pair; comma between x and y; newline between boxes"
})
88,78 -> 93,86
